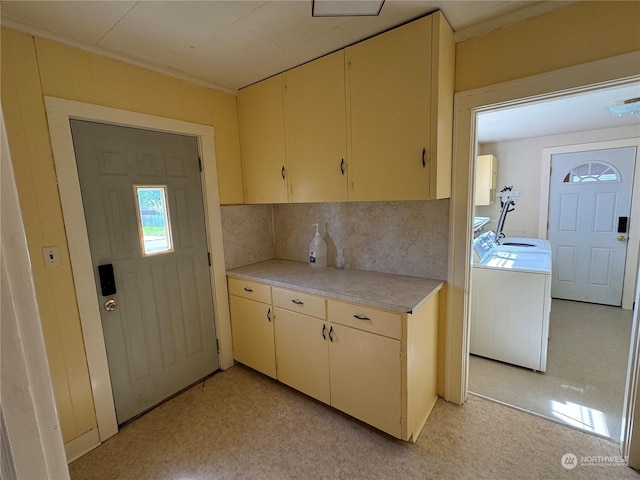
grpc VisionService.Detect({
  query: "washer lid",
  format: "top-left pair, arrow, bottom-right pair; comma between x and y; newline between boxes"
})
481,250 -> 552,273
498,237 -> 551,253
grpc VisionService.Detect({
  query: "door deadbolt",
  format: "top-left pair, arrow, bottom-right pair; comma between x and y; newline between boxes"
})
104,299 -> 118,311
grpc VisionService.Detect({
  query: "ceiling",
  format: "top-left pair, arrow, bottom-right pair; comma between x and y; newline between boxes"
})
477,82 -> 640,143
1,0 -> 637,142
1,0 -> 569,92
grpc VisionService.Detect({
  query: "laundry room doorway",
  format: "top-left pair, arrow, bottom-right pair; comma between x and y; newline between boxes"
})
468,82 -> 640,443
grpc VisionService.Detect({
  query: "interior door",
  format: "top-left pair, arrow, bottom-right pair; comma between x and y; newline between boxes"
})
71,120 -> 219,424
548,147 -> 636,306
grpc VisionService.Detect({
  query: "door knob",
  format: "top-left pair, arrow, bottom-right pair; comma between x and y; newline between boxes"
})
104,299 -> 118,311
618,235 -> 627,242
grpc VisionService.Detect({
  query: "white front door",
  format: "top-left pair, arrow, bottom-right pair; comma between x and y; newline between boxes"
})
71,120 -> 219,424
548,147 -> 636,306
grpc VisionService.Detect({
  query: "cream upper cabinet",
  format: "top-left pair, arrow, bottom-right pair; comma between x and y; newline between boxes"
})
346,16 -> 431,202
429,11 -> 455,199
475,154 -> 497,206
237,75 -> 288,204
284,51 -> 348,203
346,12 -> 454,201
236,11 -> 453,204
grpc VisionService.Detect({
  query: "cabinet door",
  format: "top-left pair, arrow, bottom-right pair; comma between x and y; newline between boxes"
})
284,51 -> 347,202
346,16 -> 432,201
229,295 -> 276,378
274,308 -> 330,403
329,324 -> 401,438
237,74 -> 288,204
475,155 -> 497,206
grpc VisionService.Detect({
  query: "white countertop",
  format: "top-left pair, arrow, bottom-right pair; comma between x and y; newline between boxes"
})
226,259 -> 444,313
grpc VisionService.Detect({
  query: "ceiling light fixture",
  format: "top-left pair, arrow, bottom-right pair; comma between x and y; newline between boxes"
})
608,97 -> 640,117
312,0 -> 385,17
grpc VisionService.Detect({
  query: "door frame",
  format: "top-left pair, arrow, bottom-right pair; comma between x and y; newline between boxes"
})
448,51 -> 640,461
539,140 -> 640,310
45,97 -> 233,448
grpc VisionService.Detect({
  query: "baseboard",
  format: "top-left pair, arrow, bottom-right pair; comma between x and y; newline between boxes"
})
64,427 -> 100,463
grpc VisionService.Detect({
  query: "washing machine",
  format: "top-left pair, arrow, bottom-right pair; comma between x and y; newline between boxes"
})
470,232 -> 552,371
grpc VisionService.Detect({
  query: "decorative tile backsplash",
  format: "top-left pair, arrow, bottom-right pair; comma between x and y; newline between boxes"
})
221,200 -> 449,280
273,200 -> 449,280
220,205 -> 275,270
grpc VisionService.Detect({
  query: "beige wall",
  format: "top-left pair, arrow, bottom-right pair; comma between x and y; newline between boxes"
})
0,27 -> 243,444
455,1 -> 640,92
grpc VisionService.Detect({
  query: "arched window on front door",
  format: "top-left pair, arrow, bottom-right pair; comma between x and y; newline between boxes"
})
562,161 -> 621,183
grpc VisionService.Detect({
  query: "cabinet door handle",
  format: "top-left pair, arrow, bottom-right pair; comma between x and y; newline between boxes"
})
328,326 -> 334,342
322,324 -> 327,340
340,158 -> 345,175
422,147 -> 426,168
353,314 -> 370,321
267,308 -> 271,322
291,299 -> 304,305
281,165 -> 286,180
243,287 -> 253,292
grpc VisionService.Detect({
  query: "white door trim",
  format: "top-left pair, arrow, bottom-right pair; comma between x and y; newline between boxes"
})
44,97 -> 233,445
449,50 -> 640,455
539,140 -> 640,310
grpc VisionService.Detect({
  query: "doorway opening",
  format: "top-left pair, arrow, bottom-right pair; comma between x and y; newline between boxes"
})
468,82 -> 640,442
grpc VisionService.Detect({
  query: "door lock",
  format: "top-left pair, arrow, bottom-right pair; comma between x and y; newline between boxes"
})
617,235 -> 627,242
104,299 -> 118,311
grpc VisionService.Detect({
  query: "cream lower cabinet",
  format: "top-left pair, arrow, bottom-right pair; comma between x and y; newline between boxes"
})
228,278 -> 439,442
228,279 -> 276,378
329,322 -> 401,438
274,309 -> 330,404
273,287 -> 330,403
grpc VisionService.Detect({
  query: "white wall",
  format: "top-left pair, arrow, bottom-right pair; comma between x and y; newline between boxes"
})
475,125 -> 640,238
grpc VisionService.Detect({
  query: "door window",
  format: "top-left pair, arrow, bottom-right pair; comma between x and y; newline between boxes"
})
134,185 -> 174,256
562,161 -> 620,183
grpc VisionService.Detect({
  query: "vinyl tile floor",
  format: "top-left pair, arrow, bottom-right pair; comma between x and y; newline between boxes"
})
69,363 -> 639,480
469,299 -> 633,442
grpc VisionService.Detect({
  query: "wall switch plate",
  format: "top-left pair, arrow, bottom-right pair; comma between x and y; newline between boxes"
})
495,190 -> 523,197
42,246 -> 60,267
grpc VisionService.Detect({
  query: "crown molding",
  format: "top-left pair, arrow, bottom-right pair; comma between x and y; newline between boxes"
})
0,17 -> 238,95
